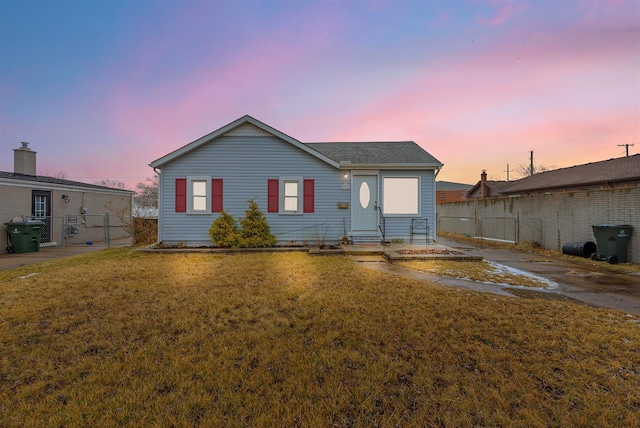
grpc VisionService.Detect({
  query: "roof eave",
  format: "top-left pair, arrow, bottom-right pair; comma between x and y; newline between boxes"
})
0,176 -> 134,194
500,176 -> 640,195
339,163 -> 443,170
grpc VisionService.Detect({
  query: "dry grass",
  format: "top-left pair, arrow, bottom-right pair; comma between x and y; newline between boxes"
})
1,249 -> 639,427
396,260 -> 552,288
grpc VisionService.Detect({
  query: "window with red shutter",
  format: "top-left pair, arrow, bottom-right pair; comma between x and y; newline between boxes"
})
268,179 -> 279,213
212,179 -> 223,212
175,178 -> 187,212
303,179 -> 314,213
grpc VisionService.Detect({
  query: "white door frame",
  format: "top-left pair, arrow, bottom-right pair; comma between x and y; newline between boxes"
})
351,171 -> 379,232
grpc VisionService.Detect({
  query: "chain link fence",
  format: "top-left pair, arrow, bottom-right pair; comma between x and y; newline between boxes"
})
437,215 -> 543,245
29,212 -> 134,248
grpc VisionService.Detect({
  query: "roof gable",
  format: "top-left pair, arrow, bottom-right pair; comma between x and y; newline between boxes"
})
149,115 -> 339,169
150,115 -> 443,171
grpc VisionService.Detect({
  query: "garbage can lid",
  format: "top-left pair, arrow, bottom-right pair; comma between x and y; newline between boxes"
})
3,218 -> 45,226
592,224 -> 633,228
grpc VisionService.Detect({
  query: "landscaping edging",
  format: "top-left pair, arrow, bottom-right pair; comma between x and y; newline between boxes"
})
137,246 -> 345,256
384,250 -> 483,262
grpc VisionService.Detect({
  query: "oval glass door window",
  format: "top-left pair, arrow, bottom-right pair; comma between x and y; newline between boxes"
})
359,182 -> 370,209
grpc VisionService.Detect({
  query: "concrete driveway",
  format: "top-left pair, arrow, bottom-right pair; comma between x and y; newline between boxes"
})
0,239 -> 132,271
354,238 -> 640,315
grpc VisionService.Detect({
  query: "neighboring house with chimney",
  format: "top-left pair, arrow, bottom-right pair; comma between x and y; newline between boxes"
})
436,181 -> 473,203
0,142 -> 134,251
465,170 -> 510,199
437,155 -> 639,262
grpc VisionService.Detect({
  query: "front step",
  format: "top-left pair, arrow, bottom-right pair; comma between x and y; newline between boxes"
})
341,243 -> 385,256
351,231 -> 382,244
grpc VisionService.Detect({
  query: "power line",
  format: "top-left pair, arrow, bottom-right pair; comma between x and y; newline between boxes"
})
618,143 -> 635,157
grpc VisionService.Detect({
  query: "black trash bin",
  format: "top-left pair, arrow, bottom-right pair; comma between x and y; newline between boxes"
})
591,224 -> 633,264
562,241 -> 596,258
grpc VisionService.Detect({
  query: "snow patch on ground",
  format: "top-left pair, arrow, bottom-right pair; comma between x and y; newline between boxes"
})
485,261 -> 558,290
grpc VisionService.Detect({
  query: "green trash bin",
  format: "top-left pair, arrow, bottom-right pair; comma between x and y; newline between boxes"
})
4,220 -> 44,253
591,224 -> 633,264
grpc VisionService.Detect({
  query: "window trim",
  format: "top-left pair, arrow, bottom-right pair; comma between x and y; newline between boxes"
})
187,176 -> 211,214
382,176 -> 421,217
279,176 -> 303,215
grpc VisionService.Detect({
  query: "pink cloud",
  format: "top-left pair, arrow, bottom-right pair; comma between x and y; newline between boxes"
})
477,0 -> 530,26
105,3 -> 347,158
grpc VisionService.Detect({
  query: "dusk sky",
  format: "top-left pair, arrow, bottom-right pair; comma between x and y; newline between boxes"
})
1,0 -> 638,189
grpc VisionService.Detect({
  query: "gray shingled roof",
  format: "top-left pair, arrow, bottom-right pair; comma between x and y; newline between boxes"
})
436,181 -> 473,191
500,155 -> 640,194
305,141 -> 442,167
0,171 -> 133,193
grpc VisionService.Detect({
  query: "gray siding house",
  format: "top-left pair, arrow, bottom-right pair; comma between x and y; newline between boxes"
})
149,115 -> 443,246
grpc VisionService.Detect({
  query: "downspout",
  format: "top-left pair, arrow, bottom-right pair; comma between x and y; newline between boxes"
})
153,167 -> 161,244
433,164 -> 443,242
130,190 -> 135,246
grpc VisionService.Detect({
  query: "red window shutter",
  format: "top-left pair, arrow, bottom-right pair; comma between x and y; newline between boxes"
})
212,179 -> 223,212
303,179 -> 314,213
175,178 -> 187,212
268,179 -> 279,213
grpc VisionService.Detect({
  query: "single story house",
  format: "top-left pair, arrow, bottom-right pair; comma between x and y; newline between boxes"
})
1,142 -> 134,250
149,115 -> 443,246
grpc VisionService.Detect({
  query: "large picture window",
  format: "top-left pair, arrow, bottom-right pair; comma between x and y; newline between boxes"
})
383,177 -> 419,216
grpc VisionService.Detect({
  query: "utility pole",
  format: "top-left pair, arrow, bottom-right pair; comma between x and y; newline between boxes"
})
529,151 -> 534,176
504,163 -> 510,181
618,143 -> 635,157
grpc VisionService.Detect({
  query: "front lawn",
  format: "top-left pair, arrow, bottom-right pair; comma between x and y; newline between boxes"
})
1,249 -> 638,427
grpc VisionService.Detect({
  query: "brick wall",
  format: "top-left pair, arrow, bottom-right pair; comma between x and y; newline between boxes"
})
436,190 -> 468,203
437,186 -> 639,264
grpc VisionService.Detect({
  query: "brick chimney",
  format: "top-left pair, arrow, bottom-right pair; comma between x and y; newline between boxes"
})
480,170 -> 488,199
14,142 -> 37,176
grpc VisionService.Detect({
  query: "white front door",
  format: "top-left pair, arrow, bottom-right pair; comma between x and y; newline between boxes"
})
352,175 -> 378,231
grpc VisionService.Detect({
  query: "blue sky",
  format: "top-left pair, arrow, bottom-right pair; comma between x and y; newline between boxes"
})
1,0 -> 638,188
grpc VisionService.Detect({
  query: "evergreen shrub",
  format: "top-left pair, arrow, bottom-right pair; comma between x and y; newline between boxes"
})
208,210 -> 239,248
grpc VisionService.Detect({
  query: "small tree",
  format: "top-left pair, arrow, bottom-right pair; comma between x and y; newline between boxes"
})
95,179 -> 129,190
238,199 -> 276,248
208,211 -> 240,248
135,176 -> 159,208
